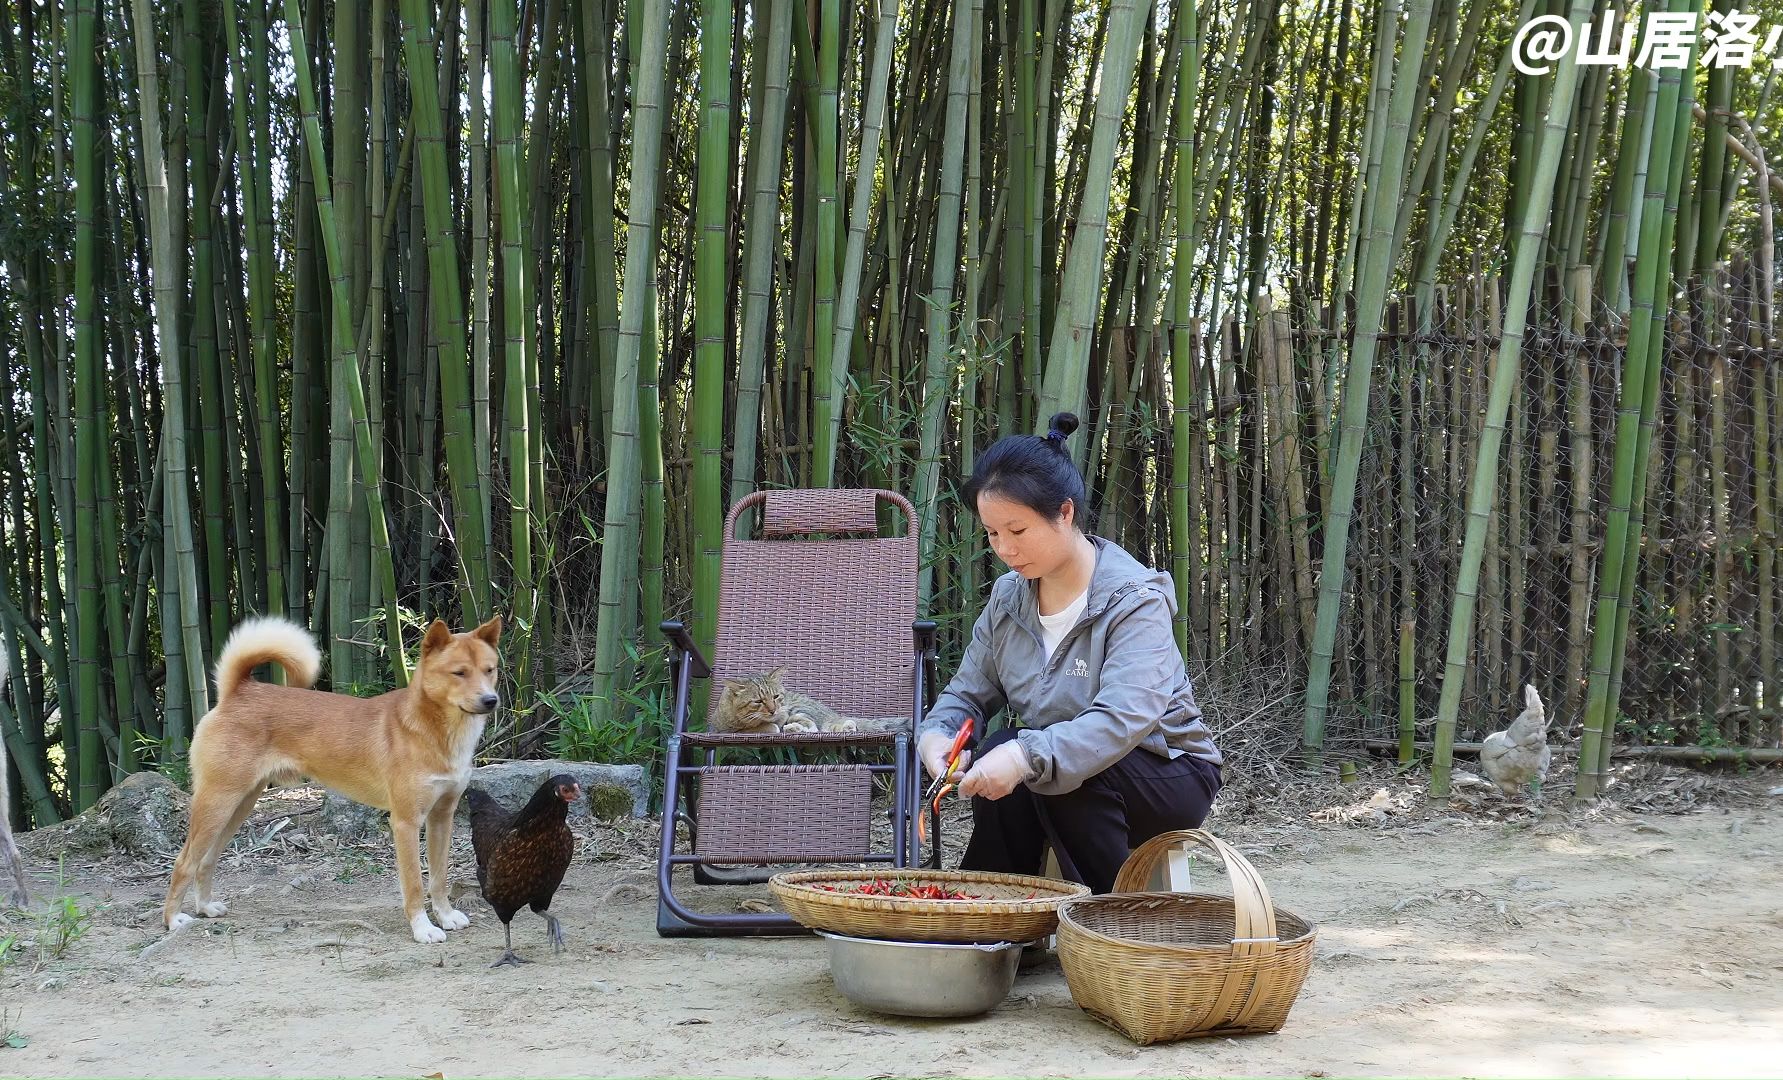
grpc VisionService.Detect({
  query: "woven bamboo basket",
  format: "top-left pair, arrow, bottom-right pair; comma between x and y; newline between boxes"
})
769,868 -> 1089,943
1056,830 -> 1316,1045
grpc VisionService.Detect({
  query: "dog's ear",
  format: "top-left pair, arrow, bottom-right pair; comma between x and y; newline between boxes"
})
421,619 -> 453,656
473,614 -> 504,648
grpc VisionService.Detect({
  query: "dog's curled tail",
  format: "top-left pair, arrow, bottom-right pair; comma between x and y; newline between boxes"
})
214,616 -> 322,705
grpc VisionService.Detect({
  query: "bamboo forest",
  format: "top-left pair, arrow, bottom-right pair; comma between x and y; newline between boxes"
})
1,0 -> 1780,828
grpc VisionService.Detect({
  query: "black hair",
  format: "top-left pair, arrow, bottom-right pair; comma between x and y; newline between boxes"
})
961,412 -> 1087,529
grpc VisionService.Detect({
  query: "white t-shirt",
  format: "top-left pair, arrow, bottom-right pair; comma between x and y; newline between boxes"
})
1037,586 -> 1089,663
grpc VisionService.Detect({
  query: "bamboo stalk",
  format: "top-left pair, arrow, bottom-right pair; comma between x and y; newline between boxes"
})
1773,358 -> 1782,745
289,16 -> 319,632
591,0 -> 668,723
1266,305 -> 1314,653
326,0 -> 362,687
220,0 -> 283,620
1202,328 -> 1223,657
1170,0 -> 1201,658
1245,349 -> 1265,660
911,0 -> 979,605
1417,302 -> 1444,685
730,0 -> 790,504
1536,309 -> 1560,594
1035,0 -> 1147,429
1302,0 -> 1437,759
822,0 -> 900,482
1577,4 -> 1695,797
70,0 -> 105,805
1396,294 -> 1419,743
365,0 -> 392,640
519,2 -> 554,687
397,0 -> 492,617
1668,359 -> 1700,727
1480,279 -> 1504,707
124,0 -> 209,743
1429,0 -> 1589,797
1753,296 -> 1775,732
1397,618 -> 1415,762
689,0 -> 729,652
1257,308 -> 1292,663
581,0 -> 619,458
284,0 -> 408,684
467,0 -> 493,528
177,0 -> 229,657
490,0 -> 537,693
811,0 -> 842,487
1220,317 -> 1243,654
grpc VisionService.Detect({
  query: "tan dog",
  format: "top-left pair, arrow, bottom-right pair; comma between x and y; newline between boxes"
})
163,615 -> 502,943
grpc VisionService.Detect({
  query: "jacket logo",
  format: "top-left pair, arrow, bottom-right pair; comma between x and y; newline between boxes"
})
1069,658 -> 1090,678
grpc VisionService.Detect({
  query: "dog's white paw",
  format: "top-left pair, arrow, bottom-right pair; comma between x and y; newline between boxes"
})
168,912 -> 195,932
435,907 -> 470,931
197,901 -> 229,918
410,912 -> 448,944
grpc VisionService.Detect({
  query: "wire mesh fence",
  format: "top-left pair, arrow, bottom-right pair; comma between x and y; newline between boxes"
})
497,252 -> 1783,765
1068,257 -> 1780,753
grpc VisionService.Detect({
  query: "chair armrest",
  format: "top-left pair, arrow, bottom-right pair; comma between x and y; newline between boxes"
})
912,620 -> 939,715
660,620 -> 712,679
912,619 -> 938,656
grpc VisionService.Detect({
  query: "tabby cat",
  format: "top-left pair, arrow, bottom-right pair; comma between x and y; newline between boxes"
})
711,668 -> 907,735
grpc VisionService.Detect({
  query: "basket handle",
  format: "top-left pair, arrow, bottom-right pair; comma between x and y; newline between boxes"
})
1115,829 -> 1283,1032
1113,829 -> 1279,951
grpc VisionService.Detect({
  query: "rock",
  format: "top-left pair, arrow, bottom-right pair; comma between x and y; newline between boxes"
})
586,782 -> 637,822
278,759 -> 649,840
318,792 -> 388,841
106,772 -> 193,855
460,761 -> 649,821
19,771 -> 191,858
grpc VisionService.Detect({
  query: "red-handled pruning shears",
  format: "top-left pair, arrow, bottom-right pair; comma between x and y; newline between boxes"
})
917,717 -> 974,848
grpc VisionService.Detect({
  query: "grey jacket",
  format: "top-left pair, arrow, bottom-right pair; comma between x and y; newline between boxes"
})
919,536 -> 1222,795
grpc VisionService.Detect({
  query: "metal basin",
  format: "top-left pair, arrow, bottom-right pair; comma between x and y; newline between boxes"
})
816,930 -> 1028,1018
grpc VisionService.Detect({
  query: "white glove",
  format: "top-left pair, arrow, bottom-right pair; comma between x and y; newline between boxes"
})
957,740 -> 1032,801
919,730 -> 973,782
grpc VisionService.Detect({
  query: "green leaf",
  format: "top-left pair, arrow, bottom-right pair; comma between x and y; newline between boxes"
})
4,1033 -> 27,1049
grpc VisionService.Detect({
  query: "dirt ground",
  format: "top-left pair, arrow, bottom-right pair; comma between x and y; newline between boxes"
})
1,761 -> 1779,1079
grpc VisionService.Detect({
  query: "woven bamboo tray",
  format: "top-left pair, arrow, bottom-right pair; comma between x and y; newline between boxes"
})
769,868 -> 1089,943
1057,830 -> 1316,1045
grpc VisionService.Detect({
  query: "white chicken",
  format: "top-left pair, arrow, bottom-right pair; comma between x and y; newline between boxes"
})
1479,684 -> 1551,799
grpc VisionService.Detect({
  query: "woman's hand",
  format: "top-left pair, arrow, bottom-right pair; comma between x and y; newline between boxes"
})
919,730 -> 972,780
957,741 -> 1032,801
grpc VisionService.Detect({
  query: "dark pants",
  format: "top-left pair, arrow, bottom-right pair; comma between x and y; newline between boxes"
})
960,726 -> 1222,894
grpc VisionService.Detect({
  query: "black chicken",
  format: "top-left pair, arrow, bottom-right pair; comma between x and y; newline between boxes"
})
465,774 -> 581,967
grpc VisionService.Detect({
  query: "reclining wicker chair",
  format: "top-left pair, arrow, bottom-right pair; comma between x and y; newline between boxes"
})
656,488 -> 938,935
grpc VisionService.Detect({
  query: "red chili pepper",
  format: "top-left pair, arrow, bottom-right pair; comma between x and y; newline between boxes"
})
817,877 -> 985,900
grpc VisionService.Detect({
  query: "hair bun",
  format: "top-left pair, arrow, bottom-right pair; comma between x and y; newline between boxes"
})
1045,412 -> 1080,446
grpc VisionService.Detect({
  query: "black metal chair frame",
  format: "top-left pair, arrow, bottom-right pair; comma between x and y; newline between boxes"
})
655,490 -> 941,936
